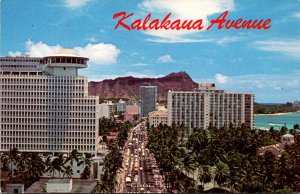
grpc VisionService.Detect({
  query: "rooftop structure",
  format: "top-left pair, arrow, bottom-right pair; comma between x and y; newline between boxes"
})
25,179 -> 96,193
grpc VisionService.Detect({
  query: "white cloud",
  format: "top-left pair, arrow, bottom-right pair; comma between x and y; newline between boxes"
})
8,51 -> 23,57
293,12 -> 300,19
198,72 -> 300,102
9,40 -> 121,65
215,73 -> 229,84
216,36 -> 243,45
254,39 -> 300,59
131,63 -> 149,67
74,43 -> 120,65
139,0 -> 235,43
24,40 -> 62,57
157,54 -> 174,63
64,0 -> 90,9
87,36 -> 97,43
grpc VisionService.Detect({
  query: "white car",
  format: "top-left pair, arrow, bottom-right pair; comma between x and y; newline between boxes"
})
134,175 -> 138,183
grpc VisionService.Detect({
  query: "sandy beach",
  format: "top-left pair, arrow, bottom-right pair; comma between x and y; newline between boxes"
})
254,112 -> 295,116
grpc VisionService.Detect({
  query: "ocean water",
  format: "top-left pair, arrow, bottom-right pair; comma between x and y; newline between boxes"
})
254,112 -> 300,130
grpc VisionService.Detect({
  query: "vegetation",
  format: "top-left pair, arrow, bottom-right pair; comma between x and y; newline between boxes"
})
98,121 -> 132,193
147,123 -> 300,192
99,117 -> 118,135
147,124 -> 197,192
254,102 -> 298,114
0,149 -> 92,190
98,117 -> 133,135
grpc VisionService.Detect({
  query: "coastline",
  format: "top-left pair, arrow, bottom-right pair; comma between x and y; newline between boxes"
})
254,112 -> 296,116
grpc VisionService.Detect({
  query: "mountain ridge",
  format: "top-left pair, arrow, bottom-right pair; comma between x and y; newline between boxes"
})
88,71 -> 198,102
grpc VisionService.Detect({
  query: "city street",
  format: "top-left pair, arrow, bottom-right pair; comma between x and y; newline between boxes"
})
121,122 -> 166,193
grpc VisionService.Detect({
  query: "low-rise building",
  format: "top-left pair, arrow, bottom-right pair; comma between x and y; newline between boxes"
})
257,133 -> 295,156
6,184 -> 24,193
25,179 -> 96,193
148,110 -> 168,128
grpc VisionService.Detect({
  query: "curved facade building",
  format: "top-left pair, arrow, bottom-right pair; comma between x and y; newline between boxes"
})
0,51 -> 101,154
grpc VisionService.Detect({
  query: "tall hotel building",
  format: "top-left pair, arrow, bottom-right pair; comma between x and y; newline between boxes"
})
140,84 -> 157,118
0,50 -> 101,154
167,83 -> 254,135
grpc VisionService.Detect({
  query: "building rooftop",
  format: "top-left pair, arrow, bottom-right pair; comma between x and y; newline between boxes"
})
149,110 -> 168,117
48,179 -> 71,184
282,133 -> 294,138
49,49 -> 79,57
25,179 -> 96,193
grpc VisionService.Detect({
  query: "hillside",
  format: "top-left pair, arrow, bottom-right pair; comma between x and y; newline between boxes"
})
88,71 -> 198,102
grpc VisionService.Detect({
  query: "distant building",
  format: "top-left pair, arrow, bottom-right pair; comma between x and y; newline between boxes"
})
99,101 -> 115,118
148,110 -> 168,128
25,179 -> 96,193
257,133 -> 295,156
140,84 -> 157,118
167,83 -> 254,136
293,101 -> 300,108
117,99 -> 126,112
124,104 -> 139,122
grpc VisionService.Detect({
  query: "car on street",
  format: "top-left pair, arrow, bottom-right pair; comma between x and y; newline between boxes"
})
134,175 -> 138,183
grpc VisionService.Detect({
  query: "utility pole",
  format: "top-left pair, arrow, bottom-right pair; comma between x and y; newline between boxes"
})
65,24 -> 69,48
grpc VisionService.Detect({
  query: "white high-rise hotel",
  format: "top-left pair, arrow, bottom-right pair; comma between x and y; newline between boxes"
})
0,50 -> 101,154
167,83 -> 254,135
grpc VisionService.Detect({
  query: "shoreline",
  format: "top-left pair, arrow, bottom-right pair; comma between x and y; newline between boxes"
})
254,112 -> 296,116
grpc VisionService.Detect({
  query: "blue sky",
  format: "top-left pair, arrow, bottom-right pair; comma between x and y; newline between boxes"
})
1,0 -> 300,103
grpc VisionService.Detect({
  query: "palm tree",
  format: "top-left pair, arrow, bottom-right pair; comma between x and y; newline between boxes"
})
66,149 -> 82,167
79,153 -> 92,168
46,155 -> 65,177
17,153 -> 45,180
2,148 -> 20,177
181,152 -> 197,176
45,155 -> 55,177
214,160 -> 229,188
98,180 -> 110,193
63,166 -> 73,178
198,165 -> 212,187
80,166 -> 91,179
